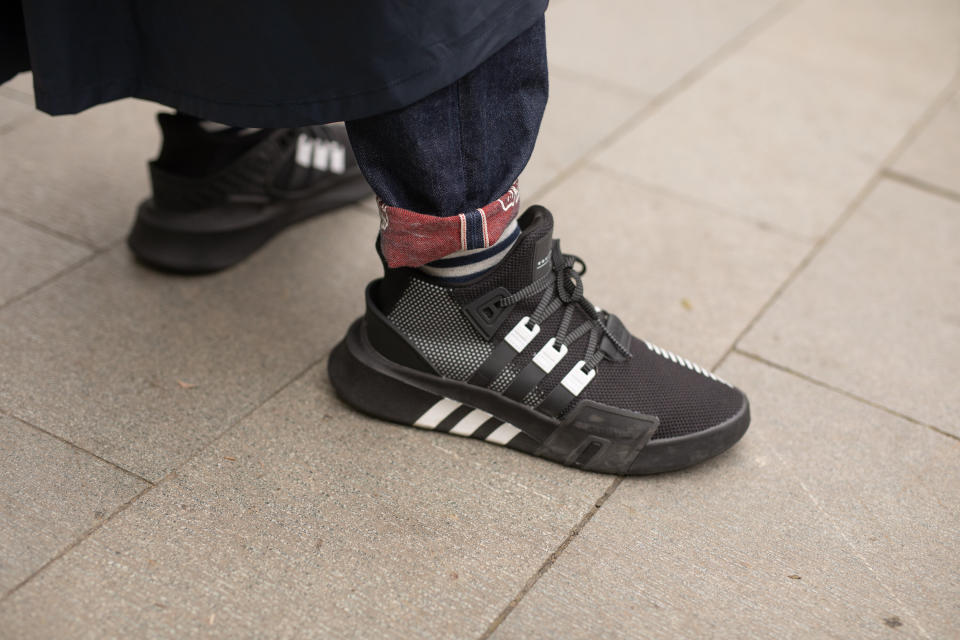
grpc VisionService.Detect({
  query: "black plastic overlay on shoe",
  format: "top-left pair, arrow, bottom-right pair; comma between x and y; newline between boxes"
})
463,287 -> 514,340
539,384 -> 576,417
537,401 -> 659,472
504,360 -> 550,402
599,312 -> 631,362
469,340 -> 519,388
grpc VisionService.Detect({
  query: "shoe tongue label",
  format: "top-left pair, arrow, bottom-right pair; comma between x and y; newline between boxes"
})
532,234 -> 553,280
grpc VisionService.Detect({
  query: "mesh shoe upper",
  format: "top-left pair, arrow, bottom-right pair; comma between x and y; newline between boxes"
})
376,205 -> 746,440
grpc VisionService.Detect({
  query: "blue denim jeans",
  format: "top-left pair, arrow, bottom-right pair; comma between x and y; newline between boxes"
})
345,17 -> 547,216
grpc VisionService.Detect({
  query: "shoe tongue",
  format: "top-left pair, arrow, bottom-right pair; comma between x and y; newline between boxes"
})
504,205 -> 556,285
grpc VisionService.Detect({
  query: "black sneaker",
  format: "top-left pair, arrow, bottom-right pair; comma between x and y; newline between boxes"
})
328,206 -> 749,474
128,113 -> 370,273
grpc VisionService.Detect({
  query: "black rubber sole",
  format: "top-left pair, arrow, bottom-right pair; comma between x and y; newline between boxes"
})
128,175 -> 371,274
328,318 -> 750,475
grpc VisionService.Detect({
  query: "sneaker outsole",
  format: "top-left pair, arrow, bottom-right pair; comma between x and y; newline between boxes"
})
128,174 -> 371,274
328,318 -> 749,475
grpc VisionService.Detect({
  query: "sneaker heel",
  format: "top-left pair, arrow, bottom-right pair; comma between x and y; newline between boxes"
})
328,330 -> 443,427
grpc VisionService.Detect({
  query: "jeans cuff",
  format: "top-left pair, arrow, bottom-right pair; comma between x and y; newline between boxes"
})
377,182 -> 520,268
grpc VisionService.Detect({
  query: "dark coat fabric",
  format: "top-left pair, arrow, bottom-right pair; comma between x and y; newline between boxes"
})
0,0 -> 548,127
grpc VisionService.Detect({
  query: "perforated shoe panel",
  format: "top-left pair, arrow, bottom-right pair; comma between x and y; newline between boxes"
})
387,279 -> 493,380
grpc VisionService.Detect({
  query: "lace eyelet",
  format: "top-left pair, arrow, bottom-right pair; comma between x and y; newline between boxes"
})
560,360 -> 596,396
533,338 -> 568,373
504,316 -> 540,352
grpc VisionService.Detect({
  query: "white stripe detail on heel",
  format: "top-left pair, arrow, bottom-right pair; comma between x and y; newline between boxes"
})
414,398 -> 460,429
485,423 -> 521,445
449,409 -> 492,436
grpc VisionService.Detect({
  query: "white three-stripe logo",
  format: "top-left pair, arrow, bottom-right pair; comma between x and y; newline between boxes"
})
295,133 -> 346,174
413,399 -> 521,446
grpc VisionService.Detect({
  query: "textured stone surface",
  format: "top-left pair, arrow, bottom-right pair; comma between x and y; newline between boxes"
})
0,214 -> 90,306
892,89 -> 960,196
0,367 -> 609,639
0,95 -> 32,130
493,354 -> 960,639
546,0 -> 780,95
0,207 -> 382,481
539,166 -> 810,366
520,68 -> 644,199
740,179 -> 960,436
594,0 -> 960,238
0,72 -> 34,98
0,415 -> 147,596
0,99 -> 161,248
2,2 -> 959,637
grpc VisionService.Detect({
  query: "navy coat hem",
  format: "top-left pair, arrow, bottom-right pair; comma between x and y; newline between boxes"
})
16,1 -> 548,127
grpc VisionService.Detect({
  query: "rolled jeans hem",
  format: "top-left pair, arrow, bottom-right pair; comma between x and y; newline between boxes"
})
378,182 -> 520,268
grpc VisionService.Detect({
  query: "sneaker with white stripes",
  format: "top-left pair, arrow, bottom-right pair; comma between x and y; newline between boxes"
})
329,205 -> 750,474
128,114 -> 370,273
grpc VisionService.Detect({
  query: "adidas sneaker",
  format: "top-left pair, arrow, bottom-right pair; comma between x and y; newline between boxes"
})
128,113 -> 370,273
329,206 -> 750,474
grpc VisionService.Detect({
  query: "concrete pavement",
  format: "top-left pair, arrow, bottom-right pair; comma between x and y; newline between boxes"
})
1,1 -> 958,637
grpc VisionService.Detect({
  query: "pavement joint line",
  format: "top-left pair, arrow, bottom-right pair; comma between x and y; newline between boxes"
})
0,350 -> 330,605
0,408 -> 155,486
530,0 -> 801,204
0,107 -> 39,137
584,162 -> 815,243
0,205 -> 101,251
0,85 -> 34,105
478,477 -> 623,640
880,168 -> 960,206
0,237 -> 120,313
544,63 -> 652,101
0,481 -> 156,604
709,189 -> 862,374
485,4 -> 801,630
148,349 -> 332,489
700,74 -> 960,637
732,348 -> 960,444
712,69 -> 960,376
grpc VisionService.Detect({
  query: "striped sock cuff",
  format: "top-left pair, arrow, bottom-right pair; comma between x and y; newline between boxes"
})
419,220 -> 520,282
377,182 -> 520,268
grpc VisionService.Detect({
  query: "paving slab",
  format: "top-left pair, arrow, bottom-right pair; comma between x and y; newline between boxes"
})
594,0 -> 960,239
0,364 -> 610,639
492,354 -> 960,639
0,71 -> 34,98
891,88 -> 960,197
538,166 -> 811,366
0,414 -> 148,596
0,207 -> 382,481
520,68 -> 645,199
747,0 -> 959,83
545,0 -> 781,95
0,99 -> 161,248
0,214 -> 91,306
0,95 -> 32,130
740,179 -> 960,436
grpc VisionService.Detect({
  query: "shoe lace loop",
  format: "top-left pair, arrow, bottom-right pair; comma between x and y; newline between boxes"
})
498,240 -> 631,369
